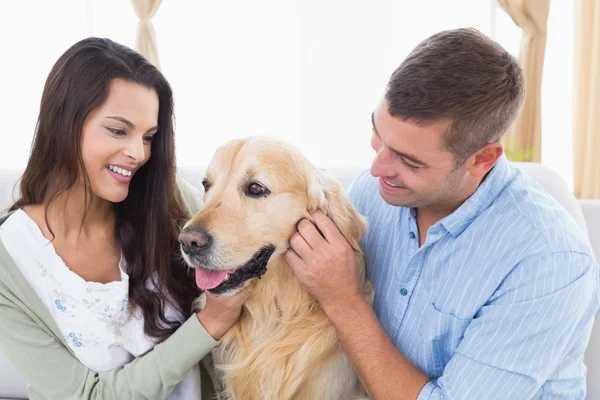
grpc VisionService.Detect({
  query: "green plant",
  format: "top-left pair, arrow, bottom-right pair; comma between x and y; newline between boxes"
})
503,139 -> 535,162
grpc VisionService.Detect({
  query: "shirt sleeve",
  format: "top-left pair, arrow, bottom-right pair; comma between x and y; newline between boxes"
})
416,251 -> 599,400
0,291 -> 217,400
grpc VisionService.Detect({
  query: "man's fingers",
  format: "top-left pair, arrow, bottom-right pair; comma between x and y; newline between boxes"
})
289,232 -> 312,259
297,218 -> 326,249
312,210 -> 344,244
285,249 -> 304,271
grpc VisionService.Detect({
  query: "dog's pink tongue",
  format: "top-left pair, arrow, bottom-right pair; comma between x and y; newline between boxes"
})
195,268 -> 228,290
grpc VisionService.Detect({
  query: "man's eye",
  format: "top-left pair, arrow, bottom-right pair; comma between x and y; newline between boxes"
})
401,158 -> 419,171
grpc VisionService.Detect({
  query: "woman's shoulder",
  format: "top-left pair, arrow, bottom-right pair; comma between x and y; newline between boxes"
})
0,209 -> 54,291
0,211 -> 17,280
0,207 -> 17,227
0,215 -> 10,230
0,210 -> 26,250
1,208 -> 48,247
0,212 -> 38,297
0,234 -> 12,279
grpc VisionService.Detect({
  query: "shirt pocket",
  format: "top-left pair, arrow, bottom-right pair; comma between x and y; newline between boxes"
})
426,302 -> 471,377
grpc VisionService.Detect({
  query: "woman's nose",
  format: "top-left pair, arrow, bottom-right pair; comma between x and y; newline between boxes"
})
123,136 -> 146,162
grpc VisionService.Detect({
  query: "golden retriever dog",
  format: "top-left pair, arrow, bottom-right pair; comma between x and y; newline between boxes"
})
178,137 -> 373,400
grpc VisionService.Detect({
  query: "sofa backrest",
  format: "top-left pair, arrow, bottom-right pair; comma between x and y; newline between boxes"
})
0,163 -> 598,399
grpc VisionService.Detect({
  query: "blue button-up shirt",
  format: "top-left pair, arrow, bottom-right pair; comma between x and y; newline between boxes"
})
348,155 -> 599,399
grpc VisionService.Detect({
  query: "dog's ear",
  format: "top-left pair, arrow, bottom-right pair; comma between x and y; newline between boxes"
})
307,168 -> 367,251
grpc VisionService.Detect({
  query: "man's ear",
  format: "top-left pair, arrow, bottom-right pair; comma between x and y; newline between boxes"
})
468,142 -> 504,178
306,167 -> 367,252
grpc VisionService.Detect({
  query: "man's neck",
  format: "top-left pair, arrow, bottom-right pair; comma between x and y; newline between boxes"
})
415,177 -> 483,246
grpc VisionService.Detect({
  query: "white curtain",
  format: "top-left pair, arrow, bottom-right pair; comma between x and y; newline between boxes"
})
498,0 -> 551,162
131,0 -> 163,69
572,0 -> 600,199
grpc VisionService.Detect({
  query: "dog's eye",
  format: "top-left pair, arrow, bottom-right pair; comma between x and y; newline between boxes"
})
246,182 -> 270,197
202,179 -> 211,192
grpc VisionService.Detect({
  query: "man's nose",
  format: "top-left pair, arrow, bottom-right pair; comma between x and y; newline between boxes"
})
370,147 -> 396,178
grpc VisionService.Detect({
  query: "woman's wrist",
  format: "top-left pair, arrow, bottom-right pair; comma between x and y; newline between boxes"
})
195,309 -> 229,340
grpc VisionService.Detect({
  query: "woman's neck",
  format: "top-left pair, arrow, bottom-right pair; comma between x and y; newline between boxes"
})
34,183 -> 115,241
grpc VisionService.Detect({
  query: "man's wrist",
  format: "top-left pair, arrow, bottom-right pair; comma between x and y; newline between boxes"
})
321,291 -> 368,323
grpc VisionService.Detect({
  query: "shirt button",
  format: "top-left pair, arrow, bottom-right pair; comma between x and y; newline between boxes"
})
400,288 -> 408,296
409,232 -> 416,239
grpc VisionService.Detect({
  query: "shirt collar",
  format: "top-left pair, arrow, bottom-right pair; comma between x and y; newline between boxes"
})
438,154 -> 516,237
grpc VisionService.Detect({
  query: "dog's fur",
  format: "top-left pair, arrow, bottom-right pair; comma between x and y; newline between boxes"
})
184,137 -> 373,400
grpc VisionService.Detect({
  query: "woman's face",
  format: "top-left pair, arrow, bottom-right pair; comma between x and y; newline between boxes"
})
81,78 -> 159,204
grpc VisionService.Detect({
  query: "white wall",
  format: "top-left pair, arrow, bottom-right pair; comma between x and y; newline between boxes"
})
0,0 -> 573,187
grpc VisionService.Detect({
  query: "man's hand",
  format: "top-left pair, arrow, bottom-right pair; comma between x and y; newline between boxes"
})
287,210 -> 430,399
285,210 -> 361,311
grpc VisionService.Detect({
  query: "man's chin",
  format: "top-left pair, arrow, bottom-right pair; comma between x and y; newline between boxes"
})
379,186 -> 416,207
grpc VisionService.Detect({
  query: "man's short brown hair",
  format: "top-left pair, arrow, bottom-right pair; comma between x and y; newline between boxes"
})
385,28 -> 525,164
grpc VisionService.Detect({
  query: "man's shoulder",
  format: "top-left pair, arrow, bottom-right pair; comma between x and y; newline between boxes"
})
492,170 -> 592,256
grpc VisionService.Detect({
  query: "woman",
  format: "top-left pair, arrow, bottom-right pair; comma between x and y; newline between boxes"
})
0,37 -> 246,399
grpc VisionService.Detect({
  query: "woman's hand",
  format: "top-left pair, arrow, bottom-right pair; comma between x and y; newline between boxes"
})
195,289 -> 250,339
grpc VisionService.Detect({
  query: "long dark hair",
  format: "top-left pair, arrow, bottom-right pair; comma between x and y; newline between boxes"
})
10,37 -> 198,340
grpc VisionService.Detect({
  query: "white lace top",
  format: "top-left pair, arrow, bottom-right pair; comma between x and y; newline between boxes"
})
0,209 -> 201,399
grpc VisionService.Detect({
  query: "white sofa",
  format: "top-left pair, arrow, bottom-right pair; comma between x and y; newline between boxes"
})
0,163 -> 599,399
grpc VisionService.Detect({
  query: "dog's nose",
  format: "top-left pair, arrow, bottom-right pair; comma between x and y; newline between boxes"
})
178,226 -> 212,255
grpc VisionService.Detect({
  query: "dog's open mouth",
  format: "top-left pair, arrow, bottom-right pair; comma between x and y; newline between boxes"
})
194,245 -> 275,294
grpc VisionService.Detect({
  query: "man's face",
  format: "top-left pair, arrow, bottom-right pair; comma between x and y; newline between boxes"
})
370,99 -> 470,210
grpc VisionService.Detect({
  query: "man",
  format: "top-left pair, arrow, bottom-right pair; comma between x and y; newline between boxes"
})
286,28 -> 599,399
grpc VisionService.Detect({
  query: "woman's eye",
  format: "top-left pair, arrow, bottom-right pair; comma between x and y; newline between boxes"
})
246,182 -> 270,197
143,135 -> 155,143
107,127 -> 127,136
